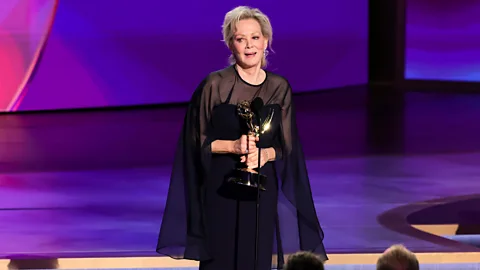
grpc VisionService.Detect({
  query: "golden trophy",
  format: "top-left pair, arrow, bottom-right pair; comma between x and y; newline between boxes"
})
227,100 -> 274,191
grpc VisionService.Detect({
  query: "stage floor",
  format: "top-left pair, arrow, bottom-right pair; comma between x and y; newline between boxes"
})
1,89 -> 480,264
0,152 -> 480,260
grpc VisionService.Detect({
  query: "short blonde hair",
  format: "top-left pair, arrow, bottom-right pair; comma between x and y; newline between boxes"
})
377,244 -> 419,270
222,6 -> 273,68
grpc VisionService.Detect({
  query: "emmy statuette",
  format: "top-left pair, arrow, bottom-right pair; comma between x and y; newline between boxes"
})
227,99 -> 274,191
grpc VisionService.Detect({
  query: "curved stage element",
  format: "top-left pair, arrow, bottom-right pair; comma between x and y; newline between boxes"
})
378,194 -> 480,251
0,0 -> 58,112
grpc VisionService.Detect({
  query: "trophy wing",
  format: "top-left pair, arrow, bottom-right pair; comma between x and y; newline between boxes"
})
260,109 -> 274,134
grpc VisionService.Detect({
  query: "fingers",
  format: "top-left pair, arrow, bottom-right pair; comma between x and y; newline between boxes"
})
246,160 -> 258,169
237,135 -> 258,155
240,135 -> 248,154
248,142 -> 257,151
242,148 -> 269,168
241,150 -> 259,168
242,157 -> 256,168
248,135 -> 257,151
240,154 -> 254,163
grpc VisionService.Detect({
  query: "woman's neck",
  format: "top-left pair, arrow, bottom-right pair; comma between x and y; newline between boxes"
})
235,64 -> 265,85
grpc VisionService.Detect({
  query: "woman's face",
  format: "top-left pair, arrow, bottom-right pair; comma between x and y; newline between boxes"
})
231,18 -> 268,69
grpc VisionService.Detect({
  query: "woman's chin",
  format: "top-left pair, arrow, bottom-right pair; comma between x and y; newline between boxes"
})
237,60 -> 261,69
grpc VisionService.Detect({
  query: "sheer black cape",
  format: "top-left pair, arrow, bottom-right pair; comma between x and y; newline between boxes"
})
156,65 -> 327,266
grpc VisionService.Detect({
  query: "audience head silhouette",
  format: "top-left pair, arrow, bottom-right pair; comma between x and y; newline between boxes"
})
376,244 -> 419,270
284,251 -> 324,270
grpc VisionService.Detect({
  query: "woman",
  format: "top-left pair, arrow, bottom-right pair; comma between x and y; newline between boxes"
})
157,6 -> 327,270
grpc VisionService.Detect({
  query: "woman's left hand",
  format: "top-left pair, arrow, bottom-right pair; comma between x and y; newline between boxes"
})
240,148 -> 269,169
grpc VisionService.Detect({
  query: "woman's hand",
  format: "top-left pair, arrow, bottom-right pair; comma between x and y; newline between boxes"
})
240,148 -> 271,169
232,135 -> 258,155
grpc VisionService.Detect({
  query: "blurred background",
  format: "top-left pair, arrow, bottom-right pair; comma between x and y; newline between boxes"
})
1,0 -> 368,112
1,0 -> 479,168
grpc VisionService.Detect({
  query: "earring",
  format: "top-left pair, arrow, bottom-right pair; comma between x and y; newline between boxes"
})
264,49 -> 269,57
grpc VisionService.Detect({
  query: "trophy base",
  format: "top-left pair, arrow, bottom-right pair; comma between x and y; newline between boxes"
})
227,168 -> 267,191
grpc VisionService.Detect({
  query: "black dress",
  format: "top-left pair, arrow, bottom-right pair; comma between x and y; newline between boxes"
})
157,65 -> 327,269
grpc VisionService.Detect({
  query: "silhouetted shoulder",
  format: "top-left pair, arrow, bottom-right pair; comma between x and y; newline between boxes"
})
265,70 -> 292,105
205,65 -> 236,84
266,71 -> 291,89
192,66 -> 235,99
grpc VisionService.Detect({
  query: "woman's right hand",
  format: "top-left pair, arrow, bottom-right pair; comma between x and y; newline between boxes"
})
232,135 -> 258,155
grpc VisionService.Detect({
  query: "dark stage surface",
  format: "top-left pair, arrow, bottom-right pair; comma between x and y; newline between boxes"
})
1,88 -> 480,259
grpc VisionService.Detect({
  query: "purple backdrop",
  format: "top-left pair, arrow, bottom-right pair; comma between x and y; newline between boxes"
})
0,0 -> 368,112
405,0 -> 480,82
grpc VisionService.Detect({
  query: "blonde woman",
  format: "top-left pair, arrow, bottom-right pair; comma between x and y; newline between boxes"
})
157,6 -> 327,270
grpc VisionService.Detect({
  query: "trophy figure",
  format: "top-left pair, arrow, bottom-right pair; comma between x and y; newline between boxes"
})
227,100 -> 274,191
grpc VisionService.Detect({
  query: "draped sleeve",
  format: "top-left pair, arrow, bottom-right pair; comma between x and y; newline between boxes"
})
274,80 -> 328,261
156,75 -> 217,261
